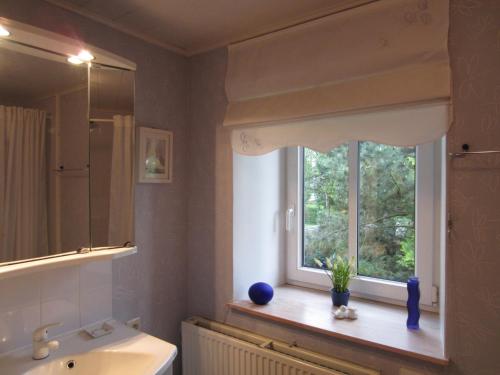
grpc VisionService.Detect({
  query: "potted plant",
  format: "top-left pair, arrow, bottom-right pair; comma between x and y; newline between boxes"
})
315,255 -> 355,307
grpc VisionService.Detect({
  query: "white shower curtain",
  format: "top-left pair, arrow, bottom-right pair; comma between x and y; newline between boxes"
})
108,115 -> 135,246
0,106 -> 48,262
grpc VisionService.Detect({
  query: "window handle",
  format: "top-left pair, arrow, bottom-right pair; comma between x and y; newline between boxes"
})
285,206 -> 295,232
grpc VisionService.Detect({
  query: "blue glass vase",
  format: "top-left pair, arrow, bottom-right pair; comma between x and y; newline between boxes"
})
406,277 -> 420,330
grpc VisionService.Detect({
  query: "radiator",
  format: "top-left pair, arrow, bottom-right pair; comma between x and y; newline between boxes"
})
182,317 -> 380,375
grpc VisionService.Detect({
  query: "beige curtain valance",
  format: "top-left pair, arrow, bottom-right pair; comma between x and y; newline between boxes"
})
224,0 -> 450,154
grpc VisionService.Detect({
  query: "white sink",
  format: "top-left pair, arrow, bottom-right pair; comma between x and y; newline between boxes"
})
0,321 -> 177,375
26,352 -> 156,374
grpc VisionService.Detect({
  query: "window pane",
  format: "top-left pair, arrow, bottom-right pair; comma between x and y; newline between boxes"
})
358,142 -> 416,282
303,146 -> 349,268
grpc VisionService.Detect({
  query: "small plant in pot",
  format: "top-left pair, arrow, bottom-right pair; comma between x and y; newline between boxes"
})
314,255 -> 355,307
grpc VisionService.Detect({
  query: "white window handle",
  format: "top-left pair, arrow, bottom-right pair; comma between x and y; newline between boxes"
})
285,206 -> 295,232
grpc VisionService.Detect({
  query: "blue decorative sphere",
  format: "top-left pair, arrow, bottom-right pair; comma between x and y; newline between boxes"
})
248,282 -> 274,305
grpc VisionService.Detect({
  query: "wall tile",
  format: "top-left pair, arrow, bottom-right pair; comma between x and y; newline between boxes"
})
0,262 -> 116,355
0,273 -> 41,353
40,266 -> 79,337
80,260 -> 112,326
80,260 -> 112,291
80,284 -> 112,327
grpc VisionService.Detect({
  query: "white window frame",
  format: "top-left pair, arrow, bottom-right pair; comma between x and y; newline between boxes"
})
286,141 -> 441,307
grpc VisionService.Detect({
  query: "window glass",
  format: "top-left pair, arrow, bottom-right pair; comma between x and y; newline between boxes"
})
302,143 -> 416,283
358,142 -> 416,282
302,145 -> 349,267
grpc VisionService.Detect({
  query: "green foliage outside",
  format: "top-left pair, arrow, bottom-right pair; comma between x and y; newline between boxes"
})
303,142 -> 416,283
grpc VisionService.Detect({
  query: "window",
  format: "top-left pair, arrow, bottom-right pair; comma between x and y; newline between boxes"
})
286,140 -> 444,307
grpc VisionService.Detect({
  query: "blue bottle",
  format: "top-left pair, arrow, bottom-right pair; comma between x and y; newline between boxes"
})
406,277 -> 420,330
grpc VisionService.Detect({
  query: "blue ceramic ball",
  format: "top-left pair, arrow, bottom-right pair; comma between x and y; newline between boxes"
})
248,282 -> 274,305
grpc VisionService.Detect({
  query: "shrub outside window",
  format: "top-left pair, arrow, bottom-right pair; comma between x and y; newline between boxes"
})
286,140 -> 443,307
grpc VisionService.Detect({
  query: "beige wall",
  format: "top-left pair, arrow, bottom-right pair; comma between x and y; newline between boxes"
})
187,1 -> 500,374
445,0 -> 500,373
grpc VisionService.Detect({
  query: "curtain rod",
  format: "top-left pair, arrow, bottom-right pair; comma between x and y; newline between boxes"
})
449,150 -> 500,158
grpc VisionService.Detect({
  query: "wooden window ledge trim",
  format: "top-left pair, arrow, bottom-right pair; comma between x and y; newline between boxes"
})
227,285 -> 448,366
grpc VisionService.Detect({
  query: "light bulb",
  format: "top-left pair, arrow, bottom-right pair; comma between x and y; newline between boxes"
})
77,50 -> 94,61
67,55 -> 84,65
0,25 -> 10,37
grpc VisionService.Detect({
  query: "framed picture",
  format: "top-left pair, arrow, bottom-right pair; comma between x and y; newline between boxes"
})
138,127 -> 173,183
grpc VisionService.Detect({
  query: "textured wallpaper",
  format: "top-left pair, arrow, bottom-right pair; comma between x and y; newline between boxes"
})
0,0 -> 498,374
0,2 -> 190,374
188,1 -> 500,374
446,0 -> 500,374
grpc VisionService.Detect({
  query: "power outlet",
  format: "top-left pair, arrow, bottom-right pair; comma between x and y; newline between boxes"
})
126,317 -> 141,331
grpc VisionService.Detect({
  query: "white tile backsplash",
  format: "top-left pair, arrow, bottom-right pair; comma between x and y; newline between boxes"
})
41,266 -> 80,336
0,260 -> 112,354
0,273 -> 41,353
80,261 -> 112,326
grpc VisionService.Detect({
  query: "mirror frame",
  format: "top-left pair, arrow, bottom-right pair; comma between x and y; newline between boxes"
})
0,17 -> 137,272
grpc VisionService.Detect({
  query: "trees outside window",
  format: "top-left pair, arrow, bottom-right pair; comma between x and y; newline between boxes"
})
303,143 -> 416,283
287,140 -> 441,306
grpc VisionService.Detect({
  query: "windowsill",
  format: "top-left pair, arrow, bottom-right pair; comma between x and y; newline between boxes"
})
227,285 -> 448,366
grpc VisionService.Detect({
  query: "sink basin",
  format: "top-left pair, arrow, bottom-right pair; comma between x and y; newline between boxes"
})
25,352 -> 157,374
0,321 -> 177,375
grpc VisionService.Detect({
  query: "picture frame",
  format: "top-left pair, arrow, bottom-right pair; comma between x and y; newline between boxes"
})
138,127 -> 173,183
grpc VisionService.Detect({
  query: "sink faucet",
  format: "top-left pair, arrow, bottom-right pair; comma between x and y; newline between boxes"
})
32,323 -> 62,360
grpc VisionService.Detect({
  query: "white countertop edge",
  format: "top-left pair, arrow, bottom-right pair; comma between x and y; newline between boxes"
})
0,246 -> 137,280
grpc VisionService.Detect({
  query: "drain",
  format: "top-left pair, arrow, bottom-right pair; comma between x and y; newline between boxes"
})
66,360 -> 76,369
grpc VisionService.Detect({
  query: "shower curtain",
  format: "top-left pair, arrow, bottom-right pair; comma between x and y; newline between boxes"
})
108,115 -> 135,246
0,106 -> 48,262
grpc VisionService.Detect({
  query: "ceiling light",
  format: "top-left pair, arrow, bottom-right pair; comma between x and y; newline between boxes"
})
77,50 -> 94,61
0,25 -> 10,37
67,55 -> 84,65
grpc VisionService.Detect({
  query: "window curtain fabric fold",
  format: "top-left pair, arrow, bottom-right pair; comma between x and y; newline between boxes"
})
0,106 -> 48,262
108,115 -> 135,246
224,0 -> 451,155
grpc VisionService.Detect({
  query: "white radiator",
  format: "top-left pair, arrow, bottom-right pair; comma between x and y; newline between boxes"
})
182,317 -> 379,375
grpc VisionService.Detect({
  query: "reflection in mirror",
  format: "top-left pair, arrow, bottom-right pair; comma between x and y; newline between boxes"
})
0,43 -> 89,264
89,65 -> 135,249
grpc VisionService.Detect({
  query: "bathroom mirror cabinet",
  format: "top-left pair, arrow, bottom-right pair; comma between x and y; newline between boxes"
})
0,18 -> 136,267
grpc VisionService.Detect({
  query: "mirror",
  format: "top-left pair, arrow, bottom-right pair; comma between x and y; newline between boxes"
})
0,31 -> 135,265
0,44 -> 89,264
89,65 -> 135,249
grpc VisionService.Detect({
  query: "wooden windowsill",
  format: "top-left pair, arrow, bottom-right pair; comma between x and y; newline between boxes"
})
227,285 -> 448,366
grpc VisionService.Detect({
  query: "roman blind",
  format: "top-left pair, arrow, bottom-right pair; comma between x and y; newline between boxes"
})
224,0 -> 451,155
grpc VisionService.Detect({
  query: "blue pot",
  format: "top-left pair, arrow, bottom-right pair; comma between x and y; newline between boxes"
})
331,289 -> 350,307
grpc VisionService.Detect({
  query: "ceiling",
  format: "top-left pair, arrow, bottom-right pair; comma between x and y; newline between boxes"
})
45,0 -> 374,56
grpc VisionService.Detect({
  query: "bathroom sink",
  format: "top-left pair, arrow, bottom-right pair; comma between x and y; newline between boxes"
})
0,321 -> 177,375
25,352 -> 157,374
